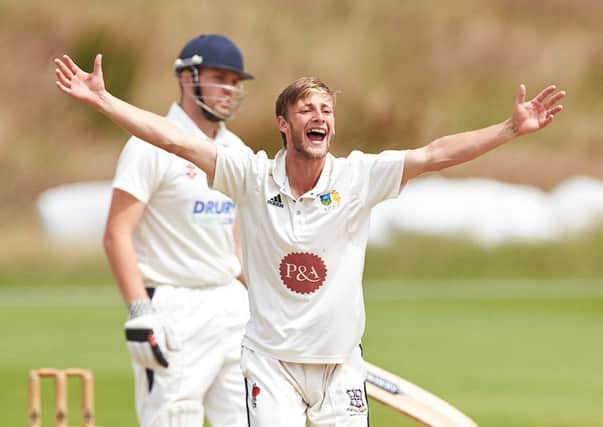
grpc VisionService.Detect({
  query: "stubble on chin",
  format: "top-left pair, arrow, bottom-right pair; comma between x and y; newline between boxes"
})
291,137 -> 330,160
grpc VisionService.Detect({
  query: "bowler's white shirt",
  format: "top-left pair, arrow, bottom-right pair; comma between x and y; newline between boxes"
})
213,147 -> 405,363
113,103 -> 251,288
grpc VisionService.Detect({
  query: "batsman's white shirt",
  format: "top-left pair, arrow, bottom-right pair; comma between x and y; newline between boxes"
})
213,147 -> 405,363
113,103 -> 250,288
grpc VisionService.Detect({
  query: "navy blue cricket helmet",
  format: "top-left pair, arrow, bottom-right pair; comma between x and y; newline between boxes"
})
173,34 -> 253,80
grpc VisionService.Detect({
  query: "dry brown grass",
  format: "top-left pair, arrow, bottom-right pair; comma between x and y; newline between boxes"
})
2,0 -> 602,222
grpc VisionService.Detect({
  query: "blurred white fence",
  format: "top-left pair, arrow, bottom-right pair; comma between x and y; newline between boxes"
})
370,175 -> 603,246
37,176 -> 603,247
37,181 -> 113,244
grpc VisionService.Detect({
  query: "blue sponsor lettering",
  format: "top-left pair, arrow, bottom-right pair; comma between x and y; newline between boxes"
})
193,200 -> 235,215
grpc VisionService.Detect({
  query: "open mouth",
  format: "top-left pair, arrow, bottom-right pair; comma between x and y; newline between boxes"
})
306,128 -> 327,142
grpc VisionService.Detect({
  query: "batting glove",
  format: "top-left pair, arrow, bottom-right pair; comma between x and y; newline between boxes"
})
124,299 -> 169,370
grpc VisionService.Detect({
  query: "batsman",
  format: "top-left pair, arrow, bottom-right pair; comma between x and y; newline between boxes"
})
102,35 -> 253,427
54,51 -> 564,426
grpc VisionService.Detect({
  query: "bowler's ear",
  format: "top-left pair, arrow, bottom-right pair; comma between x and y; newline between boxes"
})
277,116 -> 288,133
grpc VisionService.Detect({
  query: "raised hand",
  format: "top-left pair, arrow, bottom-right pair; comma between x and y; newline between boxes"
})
54,54 -> 106,109
511,84 -> 565,136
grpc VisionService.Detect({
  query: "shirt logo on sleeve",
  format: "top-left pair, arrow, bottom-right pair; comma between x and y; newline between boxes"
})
267,194 -> 284,208
279,252 -> 327,294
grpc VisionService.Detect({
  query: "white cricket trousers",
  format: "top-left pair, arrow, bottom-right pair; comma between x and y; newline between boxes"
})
241,346 -> 369,427
132,281 -> 249,427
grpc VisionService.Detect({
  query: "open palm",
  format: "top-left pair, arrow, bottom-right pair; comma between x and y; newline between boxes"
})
54,54 -> 106,109
511,84 -> 565,136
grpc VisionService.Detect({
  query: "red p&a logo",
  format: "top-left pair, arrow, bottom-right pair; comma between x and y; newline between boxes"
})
279,252 -> 327,295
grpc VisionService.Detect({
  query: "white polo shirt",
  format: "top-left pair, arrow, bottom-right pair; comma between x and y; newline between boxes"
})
213,147 -> 406,363
113,103 -> 251,288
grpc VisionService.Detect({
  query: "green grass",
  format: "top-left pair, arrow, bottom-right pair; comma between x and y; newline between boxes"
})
365,228 -> 603,279
363,280 -> 603,426
2,226 -> 603,290
0,287 -> 130,427
0,246 -> 113,288
2,280 -> 602,426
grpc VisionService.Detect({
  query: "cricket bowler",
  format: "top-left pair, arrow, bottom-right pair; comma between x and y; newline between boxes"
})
54,53 -> 564,426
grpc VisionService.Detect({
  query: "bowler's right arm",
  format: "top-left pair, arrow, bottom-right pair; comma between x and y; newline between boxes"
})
54,54 -> 218,181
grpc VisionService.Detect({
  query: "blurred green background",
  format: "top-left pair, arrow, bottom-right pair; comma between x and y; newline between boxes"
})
1,0 -> 602,426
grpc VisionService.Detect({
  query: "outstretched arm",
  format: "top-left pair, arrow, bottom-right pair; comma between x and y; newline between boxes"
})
402,84 -> 565,186
54,54 -> 217,179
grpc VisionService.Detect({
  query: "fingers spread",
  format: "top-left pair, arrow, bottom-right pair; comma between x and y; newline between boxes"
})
93,53 -> 103,76
55,68 -> 71,88
545,91 -> 566,109
54,57 -> 74,79
63,54 -> 81,75
547,105 -> 563,117
535,85 -> 557,103
516,83 -> 527,104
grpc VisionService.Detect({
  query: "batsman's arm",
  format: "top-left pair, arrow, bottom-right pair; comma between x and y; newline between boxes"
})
103,189 -> 149,304
104,189 -> 171,369
54,54 -> 217,181
402,84 -> 565,186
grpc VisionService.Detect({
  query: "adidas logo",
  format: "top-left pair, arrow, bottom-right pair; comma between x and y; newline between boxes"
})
267,194 -> 284,208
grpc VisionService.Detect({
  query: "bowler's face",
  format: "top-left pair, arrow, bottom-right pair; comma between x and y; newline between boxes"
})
281,91 -> 335,160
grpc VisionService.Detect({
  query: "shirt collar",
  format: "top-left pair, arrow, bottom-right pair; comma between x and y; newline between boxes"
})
272,148 -> 335,199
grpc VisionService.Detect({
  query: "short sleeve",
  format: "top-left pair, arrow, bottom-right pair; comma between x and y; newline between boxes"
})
353,150 -> 406,208
212,145 -> 256,205
112,137 -> 168,203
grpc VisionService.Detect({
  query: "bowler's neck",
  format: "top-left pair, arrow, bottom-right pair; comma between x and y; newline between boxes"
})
285,152 -> 326,199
